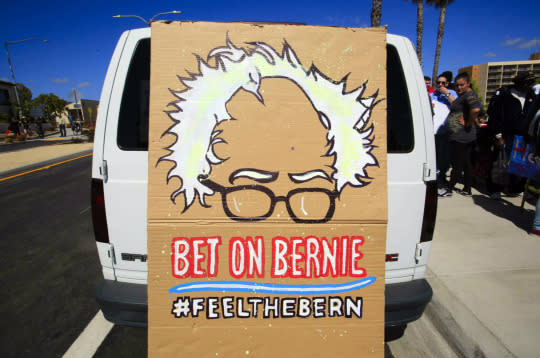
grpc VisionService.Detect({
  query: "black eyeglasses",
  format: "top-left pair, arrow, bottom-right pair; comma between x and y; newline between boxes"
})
200,177 -> 337,223
436,81 -> 447,85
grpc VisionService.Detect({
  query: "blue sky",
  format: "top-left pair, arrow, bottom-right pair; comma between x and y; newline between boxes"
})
1,0 -> 539,101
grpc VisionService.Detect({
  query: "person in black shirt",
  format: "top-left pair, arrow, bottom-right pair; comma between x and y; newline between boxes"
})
486,71 -> 537,198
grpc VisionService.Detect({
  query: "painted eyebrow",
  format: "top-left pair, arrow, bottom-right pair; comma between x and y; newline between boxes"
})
288,170 -> 331,183
229,168 -> 279,184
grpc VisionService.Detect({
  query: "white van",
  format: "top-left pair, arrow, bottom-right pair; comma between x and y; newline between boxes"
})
91,26 -> 437,339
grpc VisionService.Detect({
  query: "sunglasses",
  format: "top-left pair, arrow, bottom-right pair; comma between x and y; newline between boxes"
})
436,81 -> 448,84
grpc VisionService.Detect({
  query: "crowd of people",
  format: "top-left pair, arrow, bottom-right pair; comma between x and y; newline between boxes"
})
5,114 -> 81,140
6,116 -> 44,139
426,70 -> 540,235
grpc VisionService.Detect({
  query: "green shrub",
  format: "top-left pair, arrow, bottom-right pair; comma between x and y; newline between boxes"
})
86,128 -> 95,143
0,114 -> 10,123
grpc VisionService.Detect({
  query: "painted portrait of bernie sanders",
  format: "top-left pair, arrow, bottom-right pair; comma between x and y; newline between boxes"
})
159,38 -> 381,223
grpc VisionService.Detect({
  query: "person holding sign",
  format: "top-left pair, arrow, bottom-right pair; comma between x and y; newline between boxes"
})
430,73 -> 457,107
430,73 -> 457,197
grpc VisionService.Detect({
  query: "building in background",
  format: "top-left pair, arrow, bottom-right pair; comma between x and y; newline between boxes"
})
0,80 -> 17,120
59,99 -> 99,126
459,55 -> 540,104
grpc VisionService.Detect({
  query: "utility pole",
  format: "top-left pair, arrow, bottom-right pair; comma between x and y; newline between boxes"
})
4,38 -> 48,119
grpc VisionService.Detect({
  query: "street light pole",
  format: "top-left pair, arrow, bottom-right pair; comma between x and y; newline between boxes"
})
4,42 -> 21,117
4,38 -> 48,119
112,14 -> 149,26
113,10 -> 181,27
149,10 -> 182,23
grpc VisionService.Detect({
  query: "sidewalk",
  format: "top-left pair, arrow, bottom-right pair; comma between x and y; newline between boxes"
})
425,189 -> 539,357
0,139 -> 93,177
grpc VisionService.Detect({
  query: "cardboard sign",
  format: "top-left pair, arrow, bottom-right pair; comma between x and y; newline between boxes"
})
432,100 -> 450,135
508,135 -> 540,180
148,21 -> 387,357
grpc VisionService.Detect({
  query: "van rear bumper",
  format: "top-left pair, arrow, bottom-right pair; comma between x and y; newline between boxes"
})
96,278 -> 432,327
96,280 -> 147,327
385,278 -> 432,326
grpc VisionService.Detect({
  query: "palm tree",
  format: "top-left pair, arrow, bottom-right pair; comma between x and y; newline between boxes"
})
428,0 -> 455,82
406,0 -> 424,65
371,0 -> 383,27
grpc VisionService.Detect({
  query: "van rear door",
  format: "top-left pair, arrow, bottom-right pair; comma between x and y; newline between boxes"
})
385,35 -> 435,282
102,29 -> 150,283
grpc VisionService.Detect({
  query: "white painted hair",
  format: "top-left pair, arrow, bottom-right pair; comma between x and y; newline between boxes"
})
160,38 -> 380,210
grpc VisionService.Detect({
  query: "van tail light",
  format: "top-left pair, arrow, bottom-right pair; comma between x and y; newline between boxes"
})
420,180 -> 437,242
91,178 -> 110,243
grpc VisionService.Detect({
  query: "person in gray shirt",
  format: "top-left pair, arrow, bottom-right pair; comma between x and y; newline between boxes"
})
442,72 -> 483,196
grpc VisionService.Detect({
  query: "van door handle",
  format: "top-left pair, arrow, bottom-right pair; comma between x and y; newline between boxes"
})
100,160 -> 109,183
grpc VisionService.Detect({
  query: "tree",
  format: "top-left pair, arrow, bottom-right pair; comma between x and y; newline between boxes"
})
371,0 -> 383,27
16,83 -> 32,103
15,83 -> 33,118
87,107 -> 94,126
428,0 -> 455,83
407,0 -> 424,65
470,79 -> 484,104
32,93 -> 67,122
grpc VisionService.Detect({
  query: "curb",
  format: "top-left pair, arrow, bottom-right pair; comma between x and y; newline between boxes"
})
0,130 -> 60,143
425,268 -> 516,358
0,149 -> 93,180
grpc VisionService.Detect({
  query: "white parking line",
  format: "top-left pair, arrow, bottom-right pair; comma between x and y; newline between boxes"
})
62,310 -> 113,358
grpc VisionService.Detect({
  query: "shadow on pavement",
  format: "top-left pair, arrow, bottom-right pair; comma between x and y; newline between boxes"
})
384,344 -> 395,358
472,194 -> 534,232
0,139 -> 63,153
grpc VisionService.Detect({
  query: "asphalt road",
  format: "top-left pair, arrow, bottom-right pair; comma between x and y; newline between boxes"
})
0,155 -> 149,358
0,156 -> 101,357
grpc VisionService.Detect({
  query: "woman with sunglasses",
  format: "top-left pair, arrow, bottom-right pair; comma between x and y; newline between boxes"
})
431,74 -> 458,197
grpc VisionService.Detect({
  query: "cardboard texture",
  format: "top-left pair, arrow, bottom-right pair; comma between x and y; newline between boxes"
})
148,21 -> 387,357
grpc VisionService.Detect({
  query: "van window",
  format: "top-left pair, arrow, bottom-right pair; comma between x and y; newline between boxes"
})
386,45 -> 414,153
117,39 -> 150,150
125,40 -> 414,153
